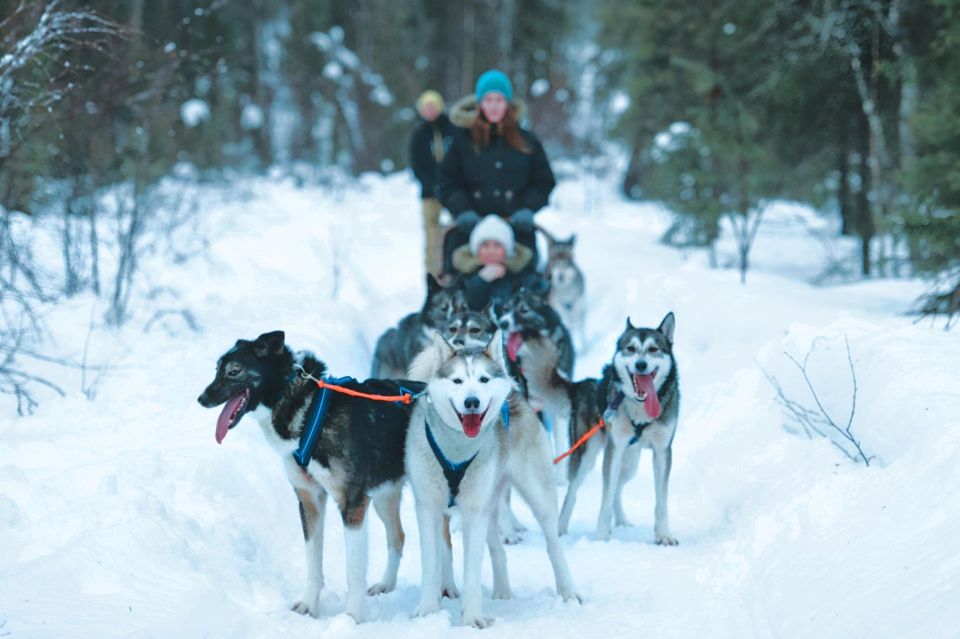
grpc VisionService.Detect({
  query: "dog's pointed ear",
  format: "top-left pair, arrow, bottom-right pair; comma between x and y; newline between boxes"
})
253,330 -> 285,357
485,329 -> 506,368
426,273 -> 441,296
658,312 -> 676,344
483,300 -> 498,324
625,317 -> 636,332
431,328 -> 456,360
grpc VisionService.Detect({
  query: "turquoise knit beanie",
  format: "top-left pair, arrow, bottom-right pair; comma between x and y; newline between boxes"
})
475,69 -> 513,102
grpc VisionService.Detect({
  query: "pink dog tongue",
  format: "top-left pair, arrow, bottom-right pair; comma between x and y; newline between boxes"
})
461,413 -> 482,438
215,393 -> 245,444
634,374 -> 661,419
507,332 -> 524,361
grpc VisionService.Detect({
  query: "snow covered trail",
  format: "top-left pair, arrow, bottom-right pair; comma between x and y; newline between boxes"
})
1,171 -> 958,638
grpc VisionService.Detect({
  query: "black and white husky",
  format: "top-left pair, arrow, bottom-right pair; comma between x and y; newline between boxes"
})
405,332 -> 581,628
197,330 -> 417,622
371,274 -> 467,378
521,314 -> 680,544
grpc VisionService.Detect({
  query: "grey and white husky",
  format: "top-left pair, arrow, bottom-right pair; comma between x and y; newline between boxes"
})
446,303 -> 531,544
371,274 -> 467,378
521,313 -> 680,544
497,286 -> 575,484
546,235 -> 586,350
405,332 -> 581,628
442,305 -> 498,349
198,331 -> 418,622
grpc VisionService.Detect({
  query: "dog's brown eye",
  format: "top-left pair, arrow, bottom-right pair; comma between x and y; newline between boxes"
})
479,376 -> 490,383
447,325 -> 457,333
227,368 -> 241,378
648,346 -> 660,354
469,327 -> 481,334
452,378 -> 463,385
626,346 -> 636,354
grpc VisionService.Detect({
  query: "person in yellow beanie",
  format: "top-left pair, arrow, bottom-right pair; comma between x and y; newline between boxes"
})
409,90 -> 456,276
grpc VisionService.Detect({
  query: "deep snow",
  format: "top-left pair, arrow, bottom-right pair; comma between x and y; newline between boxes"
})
1,167 -> 958,638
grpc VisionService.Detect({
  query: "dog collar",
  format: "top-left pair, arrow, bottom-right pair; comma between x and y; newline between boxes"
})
424,421 -> 478,508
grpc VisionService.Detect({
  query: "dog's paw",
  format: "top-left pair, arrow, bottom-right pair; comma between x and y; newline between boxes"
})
345,605 -> 365,624
501,530 -> 523,545
441,585 -> 460,599
463,614 -> 494,629
559,589 -> 584,604
655,532 -> 679,546
414,600 -> 441,618
290,600 -> 318,617
367,580 -> 395,596
615,515 -> 635,528
594,527 -> 612,542
492,586 -> 513,600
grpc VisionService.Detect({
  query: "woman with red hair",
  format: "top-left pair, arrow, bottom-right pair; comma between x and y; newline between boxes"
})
438,69 -> 556,274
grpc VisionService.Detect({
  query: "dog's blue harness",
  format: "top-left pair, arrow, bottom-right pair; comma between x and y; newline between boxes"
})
292,375 -> 353,468
424,422 -> 478,508
629,419 -> 653,446
424,401 -> 510,507
292,375 -> 424,468
604,391 -> 652,446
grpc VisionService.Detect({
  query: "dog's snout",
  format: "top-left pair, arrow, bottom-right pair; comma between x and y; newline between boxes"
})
498,320 -> 509,330
464,396 -> 480,411
197,392 -> 210,407
635,360 -> 649,373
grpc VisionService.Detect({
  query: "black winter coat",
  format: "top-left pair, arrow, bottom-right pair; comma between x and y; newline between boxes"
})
409,114 -> 456,199
438,126 -> 556,217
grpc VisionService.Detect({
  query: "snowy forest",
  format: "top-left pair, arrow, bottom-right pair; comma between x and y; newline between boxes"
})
1,1 -> 959,638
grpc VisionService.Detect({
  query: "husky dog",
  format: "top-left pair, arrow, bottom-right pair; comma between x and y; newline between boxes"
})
497,287 -> 575,481
405,332 -> 581,628
444,302 -> 527,544
546,235 -> 586,350
521,313 -> 680,545
497,287 -> 574,380
442,305 -> 497,349
371,274 -> 468,378
197,331 -> 420,622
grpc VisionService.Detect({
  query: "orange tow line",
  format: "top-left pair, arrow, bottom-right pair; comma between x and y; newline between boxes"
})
313,378 -> 417,404
553,417 -> 605,464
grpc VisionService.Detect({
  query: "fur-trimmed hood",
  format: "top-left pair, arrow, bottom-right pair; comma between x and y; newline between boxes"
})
449,94 -> 528,129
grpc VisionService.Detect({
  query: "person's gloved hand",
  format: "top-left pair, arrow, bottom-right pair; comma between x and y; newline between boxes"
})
509,208 -> 535,233
478,263 -> 507,282
455,210 -> 481,232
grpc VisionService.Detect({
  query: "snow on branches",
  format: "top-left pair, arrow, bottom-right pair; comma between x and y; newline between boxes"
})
0,0 -> 125,160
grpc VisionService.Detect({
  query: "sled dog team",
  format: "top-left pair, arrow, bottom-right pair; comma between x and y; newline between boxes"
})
197,278 -> 680,628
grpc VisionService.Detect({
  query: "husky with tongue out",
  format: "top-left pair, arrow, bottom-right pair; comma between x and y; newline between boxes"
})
196,330 -> 424,623
405,330 -> 581,628
520,313 -> 680,545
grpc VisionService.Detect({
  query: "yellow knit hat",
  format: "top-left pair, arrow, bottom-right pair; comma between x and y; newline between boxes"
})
416,90 -> 445,112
